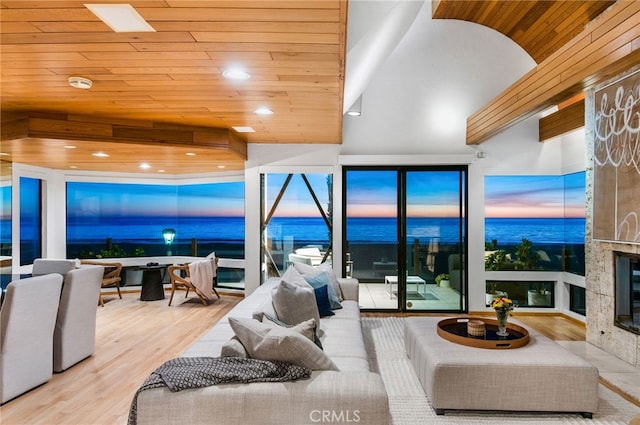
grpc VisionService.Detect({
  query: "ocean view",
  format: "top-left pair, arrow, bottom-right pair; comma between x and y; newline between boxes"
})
55,216 -> 586,246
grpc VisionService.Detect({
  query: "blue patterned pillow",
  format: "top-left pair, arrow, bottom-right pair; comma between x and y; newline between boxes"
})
313,284 -> 335,317
304,272 -> 342,310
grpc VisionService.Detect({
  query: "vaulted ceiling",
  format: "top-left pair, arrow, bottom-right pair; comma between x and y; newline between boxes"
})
432,0 -> 615,64
0,0 -> 617,175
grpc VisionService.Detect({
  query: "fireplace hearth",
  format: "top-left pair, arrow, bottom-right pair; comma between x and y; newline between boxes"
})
615,252 -> 640,335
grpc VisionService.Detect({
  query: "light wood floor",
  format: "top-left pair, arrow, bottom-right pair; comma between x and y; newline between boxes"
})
0,291 -> 241,425
0,293 -> 585,425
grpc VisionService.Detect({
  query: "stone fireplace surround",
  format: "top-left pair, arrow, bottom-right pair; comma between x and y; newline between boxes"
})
585,239 -> 640,367
585,65 -> 640,368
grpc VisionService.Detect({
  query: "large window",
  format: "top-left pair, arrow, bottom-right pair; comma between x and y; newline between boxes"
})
20,177 -> 42,265
66,181 -> 245,260
484,172 -> 585,275
1,180 -> 11,262
260,173 -> 332,281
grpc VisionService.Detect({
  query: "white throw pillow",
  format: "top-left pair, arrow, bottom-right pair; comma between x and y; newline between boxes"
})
271,279 -> 320,327
229,317 -> 338,371
292,261 -> 344,301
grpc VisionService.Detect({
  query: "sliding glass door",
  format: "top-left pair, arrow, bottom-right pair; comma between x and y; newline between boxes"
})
344,169 -> 399,309
404,170 -> 466,311
344,166 -> 467,312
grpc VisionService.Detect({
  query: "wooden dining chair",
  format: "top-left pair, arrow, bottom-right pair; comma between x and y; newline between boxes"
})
80,260 -> 123,306
167,259 -> 219,306
168,264 -> 205,306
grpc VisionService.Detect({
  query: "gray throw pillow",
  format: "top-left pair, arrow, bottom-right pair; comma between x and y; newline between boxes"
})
220,336 -> 248,358
292,261 -> 344,301
281,266 -> 312,288
271,279 -> 320,327
258,312 -> 323,350
229,317 -> 338,371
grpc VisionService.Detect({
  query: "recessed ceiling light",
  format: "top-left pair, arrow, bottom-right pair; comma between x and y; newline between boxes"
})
254,107 -> 273,116
85,4 -> 156,33
232,126 -> 255,133
0,152 -> 9,156
64,145 -> 77,149
68,76 -> 92,89
346,110 -> 361,117
69,165 -> 78,169
139,162 -> 151,169
92,151 -> 109,157
186,152 -> 196,156
217,165 -> 226,169
222,69 -> 251,80
157,169 -> 165,173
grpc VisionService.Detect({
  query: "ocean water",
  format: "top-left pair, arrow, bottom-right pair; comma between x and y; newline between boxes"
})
485,217 -> 585,245
3,216 -> 586,246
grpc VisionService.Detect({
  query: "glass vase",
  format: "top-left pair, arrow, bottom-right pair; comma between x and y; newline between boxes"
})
495,310 -> 509,336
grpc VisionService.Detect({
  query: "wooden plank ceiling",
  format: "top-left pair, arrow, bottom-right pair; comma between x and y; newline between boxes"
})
432,0 -> 616,64
0,0 -> 347,174
0,1 -> 617,174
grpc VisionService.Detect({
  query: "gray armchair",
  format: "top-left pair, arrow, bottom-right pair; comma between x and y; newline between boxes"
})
0,274 -> 63,404
53,265 -> 104,372
32,259 -> 77,276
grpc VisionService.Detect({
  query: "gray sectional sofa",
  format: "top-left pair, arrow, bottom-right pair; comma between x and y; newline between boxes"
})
134,276 -> 390,425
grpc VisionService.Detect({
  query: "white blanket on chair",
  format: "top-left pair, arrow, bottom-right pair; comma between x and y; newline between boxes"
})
188,259 -> 217,301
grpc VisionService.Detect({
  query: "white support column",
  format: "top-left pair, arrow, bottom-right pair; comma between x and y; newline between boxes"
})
244,166 -> 261,295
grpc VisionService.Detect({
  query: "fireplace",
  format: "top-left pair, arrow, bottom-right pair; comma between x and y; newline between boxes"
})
614,252 -> 640,335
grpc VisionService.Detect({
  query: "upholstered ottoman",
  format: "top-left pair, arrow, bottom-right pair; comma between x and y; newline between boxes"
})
404,316 -> 598,417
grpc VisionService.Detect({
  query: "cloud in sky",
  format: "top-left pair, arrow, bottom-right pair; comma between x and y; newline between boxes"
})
67,181 -> 245,217
485,173 -> 585,218
346,170 -> 464,218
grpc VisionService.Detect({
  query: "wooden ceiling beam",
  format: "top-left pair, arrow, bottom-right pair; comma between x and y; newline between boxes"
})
466,0 -> 640,145
0,112 -> 29,140
539,98 -> 585,142
1,112 -> 248,159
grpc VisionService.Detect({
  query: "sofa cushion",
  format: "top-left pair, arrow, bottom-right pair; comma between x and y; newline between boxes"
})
220,336 -> 248,358
229,317 -> 338,371
313,284 -> 335,317
303,271 -> 342,310
271,279 -> 320,327
292,262 -> 344,301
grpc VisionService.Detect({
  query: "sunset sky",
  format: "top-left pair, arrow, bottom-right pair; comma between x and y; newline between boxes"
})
3,172 -> 586,221
66,181 -> 245,218
485,173 -> 585,218
345,170 -> 465,218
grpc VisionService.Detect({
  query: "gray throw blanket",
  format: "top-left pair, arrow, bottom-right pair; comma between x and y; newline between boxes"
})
128,356 -> 311,425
